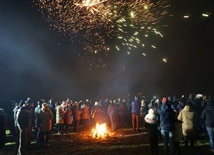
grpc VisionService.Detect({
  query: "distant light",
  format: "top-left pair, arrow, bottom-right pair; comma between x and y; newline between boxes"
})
163,58 -> 167,63
202,13 -> 209,17
116,46 -> 120,51
183,15 -> 190,19
151,45 -> 156,49
142,53 -> 146,56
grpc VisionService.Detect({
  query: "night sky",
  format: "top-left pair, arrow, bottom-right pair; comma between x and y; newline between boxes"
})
1,0 -> 214,105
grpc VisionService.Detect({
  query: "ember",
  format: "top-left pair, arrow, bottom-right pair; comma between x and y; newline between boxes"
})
90,123 -> 109,139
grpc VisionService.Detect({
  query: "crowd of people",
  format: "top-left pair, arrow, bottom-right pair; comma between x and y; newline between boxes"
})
0,93 -> 214,155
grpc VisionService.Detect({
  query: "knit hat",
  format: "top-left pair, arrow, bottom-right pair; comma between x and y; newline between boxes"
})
162,97 -> 168,104
145,109 -> 156,120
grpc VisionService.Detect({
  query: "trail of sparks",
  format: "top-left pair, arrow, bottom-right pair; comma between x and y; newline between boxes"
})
113,0 -> 170,58
32,0 -> 171,68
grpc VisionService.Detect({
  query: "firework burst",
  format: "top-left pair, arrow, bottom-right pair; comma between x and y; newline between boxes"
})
113,0 -> 171,58
32,0 -> 171,68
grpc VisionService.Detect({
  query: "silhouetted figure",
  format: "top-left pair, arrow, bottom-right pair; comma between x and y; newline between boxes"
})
15,98 -> 33,155
0,114 -> 6,149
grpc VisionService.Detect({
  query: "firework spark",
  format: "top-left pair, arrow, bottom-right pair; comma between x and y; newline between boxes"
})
74,0 -> 107,14
113,0 -> 170,58
32,0 -> 170,67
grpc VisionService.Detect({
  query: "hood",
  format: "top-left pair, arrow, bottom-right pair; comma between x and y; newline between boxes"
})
184,105 -> 190,112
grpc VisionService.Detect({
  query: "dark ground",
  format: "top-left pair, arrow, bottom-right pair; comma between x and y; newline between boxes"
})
0,126 -> 213,155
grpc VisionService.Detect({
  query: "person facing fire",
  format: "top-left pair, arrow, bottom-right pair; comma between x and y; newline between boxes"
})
15,97 -> 34,155
108,99 -> 118,131
81,99 -> 91,130
55,101 -> 65,135
64,100 -> 73,133
38,102 -> 53,147
131,96 -> 141,132
91,101 -> 103,125
73,101 -> 82,132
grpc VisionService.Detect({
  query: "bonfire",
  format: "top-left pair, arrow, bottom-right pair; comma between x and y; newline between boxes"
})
90,123 -> 110,139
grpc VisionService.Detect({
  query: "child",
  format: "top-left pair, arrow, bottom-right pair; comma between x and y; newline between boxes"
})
145,108 -> 159,155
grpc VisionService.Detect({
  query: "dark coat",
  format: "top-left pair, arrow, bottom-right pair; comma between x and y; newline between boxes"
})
201,103 -> 214,128
157,103 -> 176,131
0,115 -> 6,149
17,105 -> 32,130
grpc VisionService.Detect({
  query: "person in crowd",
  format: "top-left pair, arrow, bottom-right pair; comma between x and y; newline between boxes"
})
81,99 -> 91,130
13,100 -> 23,138
186,93 -> 199,114
176,96 -> 186,113
118,99 -> 127,128
102,99 -> 109,115
148,95 -> 158,109
91,101 -> 103,125
177,101 -> 199,147
131,96 -> 141,132
34,101 -> 41,143
0,112 -> 6,149
108,99 -> 118,131
169,95 -> 178,113
201,96 -> 214,152
48,99 -> 55,132
144,108 -> 159,155
64,101 -> 73,133
7,101 -> 16,136
157,97 -> 176,155
15,97 -> 34,155
73,101 -> 82,132
140,97 -> 148,130
38,102 -> 53,147
55,101 -> 65,135
173,107 -> 182,155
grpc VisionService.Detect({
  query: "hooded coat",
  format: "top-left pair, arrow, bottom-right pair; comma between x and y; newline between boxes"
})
177,105 -> 199,136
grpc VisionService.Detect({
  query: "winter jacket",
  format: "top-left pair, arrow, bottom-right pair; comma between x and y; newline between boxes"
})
144,114 -> 158,137
201,104 -> 214,127
40,109 -> 53,132
64,105 -> 73,125
157,103 -> 175,131
16,105 -> 32,130
92,105 -> 103,123
55,105 -> 65,124
177,105 -> 199,136
81,105 -> 90,120
73,106 -> 82,121
131,99 -> 140,115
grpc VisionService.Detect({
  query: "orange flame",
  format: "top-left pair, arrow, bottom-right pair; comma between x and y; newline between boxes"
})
91,123 -> 109,138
